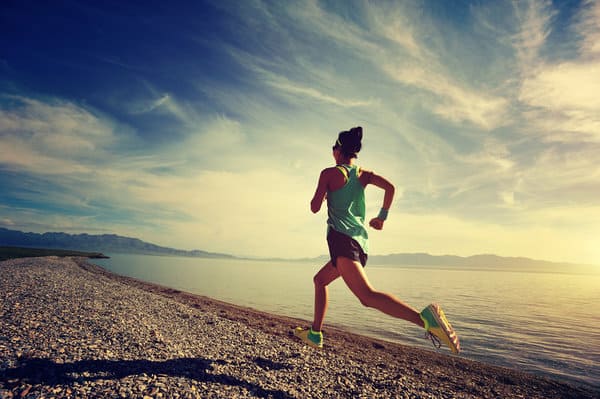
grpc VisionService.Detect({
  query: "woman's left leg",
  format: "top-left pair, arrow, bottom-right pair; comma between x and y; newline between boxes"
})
336,256 -> 424,328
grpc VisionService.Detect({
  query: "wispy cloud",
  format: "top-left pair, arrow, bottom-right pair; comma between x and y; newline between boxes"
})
0,93 -> 322,255
223,1 -> 511,131
3,1 -> 600,263
516,0 -> 600,142
129,93 -> 171,114
576,0 -> 600,56
0,95 -> 118,174
369,7 -> 422,58
511,0 -> 556,73
383,63 -> 511,130
368,3 -> 511,130
264,74 -> 379,108
125,84 -> 201,127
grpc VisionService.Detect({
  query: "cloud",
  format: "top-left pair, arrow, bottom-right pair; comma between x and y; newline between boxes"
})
125,86 -> 200,127
0,95 -> 118,174
575,0 -> 600,56
0,216 -> 15,226
374,14 -> 422,57
521,62 -> 600,112
217,26 -> 380,112
283,0 -> 381,58
118,167 -> 320,256
0,95 -> 162,226
265,75 -> 379,108
3,1 -> 600,264
374,12 -> 510,130
517,143 -> 600,204
0,93 -> 323,256
225,1 -> 511,130
511,0 -> 555,71
446,137 -> 516,201
516,1 -> 600,142
130,93 -> 171,114
402,67 -> 510,130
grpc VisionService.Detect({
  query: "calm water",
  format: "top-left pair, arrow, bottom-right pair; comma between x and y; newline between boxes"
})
93,254 -> 600,389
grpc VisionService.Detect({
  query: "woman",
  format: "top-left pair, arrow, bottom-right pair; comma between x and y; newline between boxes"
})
294,126 -> 460,354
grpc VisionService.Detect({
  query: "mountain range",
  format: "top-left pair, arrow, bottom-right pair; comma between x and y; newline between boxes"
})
0,227 -> 233,259
0,227 -> 589,269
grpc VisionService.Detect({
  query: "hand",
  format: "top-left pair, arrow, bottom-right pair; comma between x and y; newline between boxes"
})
369,217 -> 384,230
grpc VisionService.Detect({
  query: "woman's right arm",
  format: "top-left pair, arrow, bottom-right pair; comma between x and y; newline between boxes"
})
310,169 -> 329,213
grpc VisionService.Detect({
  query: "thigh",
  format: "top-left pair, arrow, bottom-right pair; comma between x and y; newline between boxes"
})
314,261 -> 340,286
336,256 -> 374,298
327,229 -> 368,267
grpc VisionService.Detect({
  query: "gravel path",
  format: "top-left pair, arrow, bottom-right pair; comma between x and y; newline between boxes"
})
0,257 -> 596,399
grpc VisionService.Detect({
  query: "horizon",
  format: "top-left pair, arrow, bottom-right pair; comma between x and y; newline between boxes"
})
3,226 -> 598,268
1,1 -> 600,266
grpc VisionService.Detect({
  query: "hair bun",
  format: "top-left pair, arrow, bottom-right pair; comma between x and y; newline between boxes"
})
337,126 -> 363,157
350,126 -> 363,140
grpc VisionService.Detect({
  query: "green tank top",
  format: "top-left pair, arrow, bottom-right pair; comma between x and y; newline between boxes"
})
327,164 -> 369,254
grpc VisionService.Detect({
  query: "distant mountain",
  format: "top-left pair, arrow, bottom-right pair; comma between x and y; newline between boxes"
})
367,252 -> 579,268
0,228 -> 234,259
295,252 -> 588,270
1,227 -> 590,270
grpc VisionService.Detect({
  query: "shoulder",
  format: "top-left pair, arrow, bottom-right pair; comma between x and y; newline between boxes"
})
320,167 -> 341,178
317,167 -> 340,186
357,166 -> 373,176
358,167 -> 374,184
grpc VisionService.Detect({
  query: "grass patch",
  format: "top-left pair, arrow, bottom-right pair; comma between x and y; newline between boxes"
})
0,246 -> 109,261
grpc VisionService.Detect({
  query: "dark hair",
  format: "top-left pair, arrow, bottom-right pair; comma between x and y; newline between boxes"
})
335,126 -> 363,158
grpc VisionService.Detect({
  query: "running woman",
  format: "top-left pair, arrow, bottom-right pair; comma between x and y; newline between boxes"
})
294,126 -> 460,354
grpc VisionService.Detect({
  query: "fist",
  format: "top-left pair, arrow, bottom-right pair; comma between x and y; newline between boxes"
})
369,217 -> 384,230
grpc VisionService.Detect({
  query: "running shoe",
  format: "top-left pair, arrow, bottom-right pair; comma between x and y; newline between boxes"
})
420,303 -> 461,354
293,327 -> 323,349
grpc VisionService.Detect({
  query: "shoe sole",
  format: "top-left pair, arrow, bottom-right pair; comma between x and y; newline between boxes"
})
429,304 -> 460,354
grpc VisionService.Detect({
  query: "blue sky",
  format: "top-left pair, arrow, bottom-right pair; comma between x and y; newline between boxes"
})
1,0 -> 599,264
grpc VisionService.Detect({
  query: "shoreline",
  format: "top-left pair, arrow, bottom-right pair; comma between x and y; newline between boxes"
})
1,256 -> 597,398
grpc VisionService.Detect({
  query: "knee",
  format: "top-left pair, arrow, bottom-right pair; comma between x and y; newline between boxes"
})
313,274 -> 326,287
357,291 -> 377,308
313,273 -> 328,288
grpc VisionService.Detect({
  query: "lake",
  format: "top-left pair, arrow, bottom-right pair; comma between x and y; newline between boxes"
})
93,254 -> 600,389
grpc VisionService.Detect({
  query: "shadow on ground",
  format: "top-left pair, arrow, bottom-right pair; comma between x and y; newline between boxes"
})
1,357 -> 294,399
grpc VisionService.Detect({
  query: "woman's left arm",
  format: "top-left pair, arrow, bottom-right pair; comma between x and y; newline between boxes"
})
365,171 -> 395,230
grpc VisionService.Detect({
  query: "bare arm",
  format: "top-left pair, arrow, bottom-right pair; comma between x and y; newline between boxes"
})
365,171 -> 395,230
370,172 -> 395,210
310,169 -> 329,213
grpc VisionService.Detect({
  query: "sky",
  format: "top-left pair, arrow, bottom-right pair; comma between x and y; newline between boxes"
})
1,0 -> 599,265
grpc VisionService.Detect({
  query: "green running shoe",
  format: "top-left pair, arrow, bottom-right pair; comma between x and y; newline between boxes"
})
293,327 -> 323,349
420,304 -> 461,354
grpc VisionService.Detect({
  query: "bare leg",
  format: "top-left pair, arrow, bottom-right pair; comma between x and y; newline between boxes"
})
311,261 -> 340,332
336,257 -> 424,328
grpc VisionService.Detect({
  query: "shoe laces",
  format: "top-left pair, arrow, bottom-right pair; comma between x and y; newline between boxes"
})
425,331 -> 442,350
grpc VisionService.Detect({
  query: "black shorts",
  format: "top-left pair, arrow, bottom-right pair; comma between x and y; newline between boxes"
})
327,228 -> 368,267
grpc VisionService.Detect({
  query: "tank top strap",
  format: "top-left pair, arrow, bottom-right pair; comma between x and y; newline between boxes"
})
335,165 -> 350,182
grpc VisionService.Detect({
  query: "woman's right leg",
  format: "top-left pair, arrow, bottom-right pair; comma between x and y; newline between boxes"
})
312,261 -> 340,332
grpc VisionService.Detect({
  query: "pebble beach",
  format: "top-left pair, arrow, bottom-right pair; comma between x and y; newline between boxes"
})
1,256 -> 597,399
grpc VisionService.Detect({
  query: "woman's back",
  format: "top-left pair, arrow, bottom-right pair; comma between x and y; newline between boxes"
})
327,164 -> 368,254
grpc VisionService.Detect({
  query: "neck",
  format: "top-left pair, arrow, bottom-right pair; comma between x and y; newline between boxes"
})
337,157 -> 354,166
